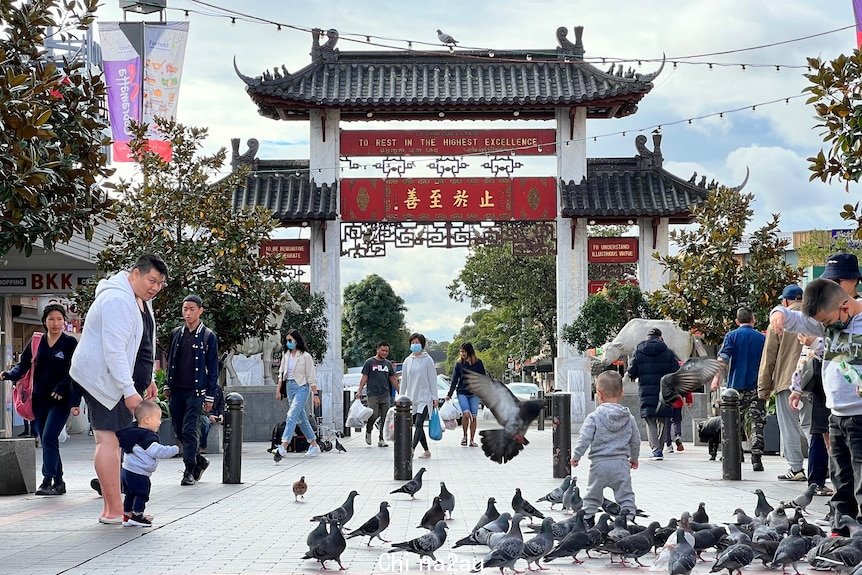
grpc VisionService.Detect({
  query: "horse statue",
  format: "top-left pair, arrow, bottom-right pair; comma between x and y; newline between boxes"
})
225,289 -> 302,386
601,318 -> 702,366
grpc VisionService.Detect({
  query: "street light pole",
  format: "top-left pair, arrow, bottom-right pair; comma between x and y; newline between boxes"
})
520,317 -> 526,383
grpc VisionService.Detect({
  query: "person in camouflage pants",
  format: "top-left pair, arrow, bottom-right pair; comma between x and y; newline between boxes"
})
737,388 -> 766,455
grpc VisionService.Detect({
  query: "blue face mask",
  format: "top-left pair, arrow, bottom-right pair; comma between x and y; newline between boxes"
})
410,343 -> 422,353
286,340 -> 296,350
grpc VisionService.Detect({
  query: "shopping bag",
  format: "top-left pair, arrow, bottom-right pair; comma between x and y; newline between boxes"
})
444,418 -> 459,431
428,408 -> 443,441
383,407 -> 396,441
12,332 -> 42,421
345,399 -> 373,428
58,426 -> 68,443
439,397 -> 461,421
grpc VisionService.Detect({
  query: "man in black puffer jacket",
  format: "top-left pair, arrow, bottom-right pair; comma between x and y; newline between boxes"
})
626,328 -> 680,460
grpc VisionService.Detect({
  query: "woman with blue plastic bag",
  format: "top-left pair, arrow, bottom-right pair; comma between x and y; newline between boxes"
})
400,333 -> 438,459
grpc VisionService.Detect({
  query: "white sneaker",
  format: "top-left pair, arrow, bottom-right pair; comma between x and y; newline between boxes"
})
306,445 -> 321,457
276,445 -> 288,458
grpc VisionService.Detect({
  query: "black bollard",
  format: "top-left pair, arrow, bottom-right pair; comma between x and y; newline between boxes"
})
537,389 -> 545,431
342,389 -> 352,437
223,392 -> 244,484
720,388 -> 742,481
551,393 -> 572,478
393,395 -> 413,481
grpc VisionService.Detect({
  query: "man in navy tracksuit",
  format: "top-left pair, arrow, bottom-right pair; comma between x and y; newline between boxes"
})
165,295 -> 219,486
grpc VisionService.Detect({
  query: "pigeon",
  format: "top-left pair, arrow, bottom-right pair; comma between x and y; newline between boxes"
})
567,486 -> 583,514
513,488 -> 545,524
748,538 -> 780,566
310,490 -> 358,526
293,476 -> 308,501
391,467 -> 426,499
544,527 -> 592,564
660,358 -> 725,406
730,508 -> 754,525
754,489 -> 775,519
345,501 -> 390,546
419,497 -> 446,530
436,29 -> 458,46
306,519 -> 328,550
788,484 -> 816,515
668,529 -> 697,575
465,371 -> 544,464
711,539 -> 755,574
521,517 -> 555,570
472,497 -> 500,533
537,476 -> 571,509
455,513 -> 511,548
692,502 -> 709,524
390,520 -> 448,563
596,521 -> 658,566
813,541 -> 862,572
767,504 -> 790,531
487,513 -> 525,550
560,481 -> 575,513
438,482 -> 455,519
472,515 -> 525,573
693,527 -> 728,561
600,497 -> 647,518
654,518 -> 680,552
335,438 -> 347,453
770,524 -> 808,574
797,517 -> 824,538
302,519 -> 347,570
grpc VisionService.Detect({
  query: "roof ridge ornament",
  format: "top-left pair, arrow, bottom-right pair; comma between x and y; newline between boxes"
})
634,130 -> 663,169
311,28 -> 340,63
729,167 -> 750,192
635,53 -> 665,83
556,26 -> 584,60
233,56 -> 261,87
230,138 -> 260,169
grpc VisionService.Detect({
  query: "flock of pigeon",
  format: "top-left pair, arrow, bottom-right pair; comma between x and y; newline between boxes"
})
299,468 -> 862,574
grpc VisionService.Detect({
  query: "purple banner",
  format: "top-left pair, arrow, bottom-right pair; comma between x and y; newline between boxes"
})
99,23 -> 142,162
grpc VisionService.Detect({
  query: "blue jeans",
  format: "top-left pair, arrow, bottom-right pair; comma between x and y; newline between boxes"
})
808,432 -> 829,487
121,469 -> 151,515
281,380 -> 316,443
31,403 -> 70,481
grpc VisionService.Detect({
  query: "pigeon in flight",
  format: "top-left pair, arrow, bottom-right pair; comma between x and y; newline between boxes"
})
389,520 -> 448,563
293,476 -> 308,501
465,371 -> 544,464
391,467 -> 426,499
311,490 -> 358,526
660,358 -> 725,406
437,29 -> 458,46
345,501 -> 390,546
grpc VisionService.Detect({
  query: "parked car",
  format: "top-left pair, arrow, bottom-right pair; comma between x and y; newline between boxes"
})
342,373 -> 364,399
506,382 -> 540,401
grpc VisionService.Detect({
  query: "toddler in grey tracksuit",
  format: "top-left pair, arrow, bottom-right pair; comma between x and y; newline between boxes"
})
570,371 -> 641,523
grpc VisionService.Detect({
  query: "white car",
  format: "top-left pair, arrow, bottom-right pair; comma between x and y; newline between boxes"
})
506,382 -> 540,401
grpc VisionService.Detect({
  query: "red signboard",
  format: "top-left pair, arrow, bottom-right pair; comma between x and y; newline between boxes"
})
260,239 -> 310,265
588,279 -> 638,294
340,129 -> 556,156
340,177 -> 556,222
587,237 -> 639,263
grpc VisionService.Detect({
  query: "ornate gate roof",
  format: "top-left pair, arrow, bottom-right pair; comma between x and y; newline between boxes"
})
235,27 -> 663,122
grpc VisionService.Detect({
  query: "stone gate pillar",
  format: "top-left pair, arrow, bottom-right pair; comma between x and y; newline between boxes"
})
555,106 -> 591,432
309,108 -> 344,433
636,217 -> 670,292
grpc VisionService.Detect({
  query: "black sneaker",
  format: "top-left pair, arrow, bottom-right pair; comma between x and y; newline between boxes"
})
53,479 -> 66,495
124,513 -> 152,527
365,431 -> 372,445
751,454 -> 764,472
35,479 -> 56,496
192,457 -> 210,481
90,478 -> 102,496
181,473 -> 196,486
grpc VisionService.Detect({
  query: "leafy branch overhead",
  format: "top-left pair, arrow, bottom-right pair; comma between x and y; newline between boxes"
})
562,283 -> 659,353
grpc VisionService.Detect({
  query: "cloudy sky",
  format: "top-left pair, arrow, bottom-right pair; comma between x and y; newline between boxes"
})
95,0 -> 856,343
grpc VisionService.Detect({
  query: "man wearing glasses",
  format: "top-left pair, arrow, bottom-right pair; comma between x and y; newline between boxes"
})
770,278 -> 862,534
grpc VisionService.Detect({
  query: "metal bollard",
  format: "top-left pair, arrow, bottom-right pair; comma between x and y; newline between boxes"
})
342,389 -> 352,437
551,393 -> 572,478
223,392 -> 244,484
394,395 -> 413,481
537,390 -> 545,431
720,388 -> 742,481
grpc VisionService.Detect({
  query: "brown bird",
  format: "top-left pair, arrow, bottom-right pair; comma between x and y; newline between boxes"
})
293,476 -> 308,501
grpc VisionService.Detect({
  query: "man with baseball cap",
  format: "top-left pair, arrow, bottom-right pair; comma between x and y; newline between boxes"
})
821,253 -> 862,299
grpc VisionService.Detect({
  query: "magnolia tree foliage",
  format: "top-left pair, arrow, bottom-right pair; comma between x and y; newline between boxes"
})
74,120 -> 293,354
650,187 -> 799,345
342,274 -> 409,366
562,283 -> 659,352
0,0 -> 114,255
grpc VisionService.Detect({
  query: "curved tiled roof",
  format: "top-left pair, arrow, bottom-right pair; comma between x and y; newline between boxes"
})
232,173 -> 338,223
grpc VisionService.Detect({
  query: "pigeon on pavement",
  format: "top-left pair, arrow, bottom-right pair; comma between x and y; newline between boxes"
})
487,513 -> 525,550
465,371 -> 544,464
419,497 -> 446,530
334,438 -> 347,453
391,467 -> 426,499
455,513 -> 511,548
560,481 -> 575,514
513,488 -> 545,524
345,502 -> 390,546
389,520 -> 448,563
472,515 -> 525,572
754,489 -> 775,519
439,482 -> 455,519
521,517 -> 555,570
711,538 -> 755,575
311,490 -> 359,527
668,529 -> 698,575
770,524 -> 808,574
306,519 -> 328,550
788,484 -> 816,515
472,497 -> 500,533
660,358 -> 724,406
302,519 -> 347,570
731,508 -> 754,525
537,476 -> 571,509
597,522 -> 658,566
436,29 -> 458,46
692,502 -> 709,524
293,476 -> 308,501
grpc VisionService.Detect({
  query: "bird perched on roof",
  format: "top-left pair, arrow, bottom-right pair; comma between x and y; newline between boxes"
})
302,520 -> 347,570
310,490 -> 358,526
660,358 -> 725,406
390,467 -> 426,499
419,497 -> 446,530
389,520 -> 448,563
293,476 -> 307,501
438,482 -> 455,519
466,371 -> 543,464
513,488 -> 545,524
436,29 -> 458,46
345,501 -> 390,546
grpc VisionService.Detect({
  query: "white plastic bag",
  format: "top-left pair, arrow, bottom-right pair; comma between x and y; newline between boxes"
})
58,426 -> 68,443
444,418 -> 459,431
383,407 -> 396,441
439,397 -> 461,421
346,399 -> 373,428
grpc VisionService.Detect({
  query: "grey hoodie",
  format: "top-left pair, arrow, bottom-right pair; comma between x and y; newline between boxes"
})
571,402 -> 641,463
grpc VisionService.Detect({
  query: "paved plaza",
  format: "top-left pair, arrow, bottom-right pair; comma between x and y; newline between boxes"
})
0,420 -> 832,575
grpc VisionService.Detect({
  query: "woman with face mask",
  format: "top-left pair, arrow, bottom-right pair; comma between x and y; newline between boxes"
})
273,329 -> 322,459
399,333 -> 439,459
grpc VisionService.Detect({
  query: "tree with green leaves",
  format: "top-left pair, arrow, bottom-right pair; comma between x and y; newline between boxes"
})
444,308 -> 513,378
650,186 -> 799,344
73,120 -> 291,356
795,229 -> 862,267
342,274 -> 409,367
1,0 -> 114,256
448,246 -> 556,358
562,282 -> 659,352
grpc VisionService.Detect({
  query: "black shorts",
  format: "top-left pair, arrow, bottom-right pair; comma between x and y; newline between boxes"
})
83,389 -> 132,432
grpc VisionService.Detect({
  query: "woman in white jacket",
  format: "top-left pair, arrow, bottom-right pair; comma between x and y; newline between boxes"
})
274,329 -> 322,459
400,333 -> 438,459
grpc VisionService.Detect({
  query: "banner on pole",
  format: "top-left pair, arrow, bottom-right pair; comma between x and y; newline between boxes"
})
142,22 -> 189,161
99,22 -> 141,162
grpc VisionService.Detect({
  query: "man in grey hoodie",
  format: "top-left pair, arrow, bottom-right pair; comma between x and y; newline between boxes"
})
570,371 -> 641,526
